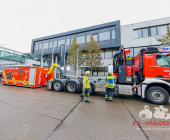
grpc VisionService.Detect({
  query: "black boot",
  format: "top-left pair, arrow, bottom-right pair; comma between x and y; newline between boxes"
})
106,98 -> 108,101
85,100 -> 90,103
80,94 -> 84,100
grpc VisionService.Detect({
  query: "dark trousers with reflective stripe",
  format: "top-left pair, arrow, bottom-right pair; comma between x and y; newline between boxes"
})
105,87 -> 114,101
82,89 -> 90,101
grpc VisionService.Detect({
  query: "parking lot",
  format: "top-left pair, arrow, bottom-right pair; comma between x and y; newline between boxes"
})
0,85 -> 170,140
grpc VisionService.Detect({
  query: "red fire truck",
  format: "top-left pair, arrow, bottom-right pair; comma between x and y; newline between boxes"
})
112,45 -> 170,104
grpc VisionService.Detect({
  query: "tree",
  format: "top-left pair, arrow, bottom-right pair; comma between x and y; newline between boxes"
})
67,36 -> 85,76
85,34 -> 103,78
155,26 -> 170,46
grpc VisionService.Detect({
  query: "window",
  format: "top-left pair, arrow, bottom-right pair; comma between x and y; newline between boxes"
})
156,55 -> 170,67
98,67 -> 105,76
93,34 -> 98,41
101,49 -> 104,59
105,49 -> 112,59
20,69 -> 23,75
81,67 -> 90,75
99,31 -> 110,41
86,34 -> 98,42
93,67 -> 97,76
112,30 -> 116,39
43,42 -> 49,49
49,41 -> 53,48
58,40 -> 65,47
39,43 -> 42,50
133,29 -> 142,38
77,36 -> 85,44
157,25 -> 167,36
66,38 -> 70,46
34,44 -> 39,50
142,28 -> 148,37
151,27 -> 157,36
54,41 -> 57,48
105,67 -> 108,76
126,48 -> 133,57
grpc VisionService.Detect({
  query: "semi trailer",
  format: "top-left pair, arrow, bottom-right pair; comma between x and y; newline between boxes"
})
1,45 -> 170,105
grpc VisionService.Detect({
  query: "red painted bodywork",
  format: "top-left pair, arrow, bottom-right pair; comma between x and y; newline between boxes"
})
113,49 -> 170,80
1,66 -> 54,88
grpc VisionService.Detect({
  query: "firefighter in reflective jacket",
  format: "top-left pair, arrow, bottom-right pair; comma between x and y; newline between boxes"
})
105,71 -> 115,102
80,71 -> 91,103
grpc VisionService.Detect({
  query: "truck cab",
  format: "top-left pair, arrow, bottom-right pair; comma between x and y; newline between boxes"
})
113,45 -> 170,105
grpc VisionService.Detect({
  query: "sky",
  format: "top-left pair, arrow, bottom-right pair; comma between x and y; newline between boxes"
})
0,0 -> 170,53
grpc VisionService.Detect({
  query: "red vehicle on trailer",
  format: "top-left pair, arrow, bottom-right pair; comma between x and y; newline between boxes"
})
112,45 -> 170,104
1,65 -> 54,88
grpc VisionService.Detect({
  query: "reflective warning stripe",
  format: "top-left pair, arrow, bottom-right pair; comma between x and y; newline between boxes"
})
133,82 -> 136,92
12,77 -> 16,84
3,69 -> 8,83
24,79 -> 27,85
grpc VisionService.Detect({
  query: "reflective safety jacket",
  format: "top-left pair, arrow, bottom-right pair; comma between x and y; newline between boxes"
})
83,75 -> 90,89
105,75 -> 115,88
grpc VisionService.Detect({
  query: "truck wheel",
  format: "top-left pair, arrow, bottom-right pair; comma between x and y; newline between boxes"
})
80,84 -> 93,95
146,86 -> 169,105
53,81 -> 62,92
66,82 -> 77,93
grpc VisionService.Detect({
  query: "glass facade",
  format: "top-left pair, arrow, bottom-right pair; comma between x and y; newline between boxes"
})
49,41 -> 53,48
77,36 -> 85,44
93,67 -> 97,76
58,40 -> 65,47
142,28 -> 148,37
112,30 -> 116,39
54,41 -> 57,48
39,43 -> 42,50
86,34 -> 98,42
99,31 -> 110,41
151,27 -> 157,36
35,44 -> 39,50
81,67 -> 108,76
134,25 -> 168,38
98,67 -> 105,76
133,29 -> 142,38
157,25 -> 167,35
32,23 -> 119,57
43,42 -> 49,49
66,38 -> 70,46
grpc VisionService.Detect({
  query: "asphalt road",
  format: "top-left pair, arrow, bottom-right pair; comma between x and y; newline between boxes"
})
0,85 -> 170,140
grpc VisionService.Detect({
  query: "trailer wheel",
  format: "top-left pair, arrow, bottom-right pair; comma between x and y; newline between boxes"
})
146,86 -> 169,105
80,84 -> 93,95
66,82 -> 77,93
53,81 -> 62,92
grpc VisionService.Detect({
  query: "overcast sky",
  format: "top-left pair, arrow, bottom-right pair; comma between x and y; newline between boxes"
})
0,0 -> 169,53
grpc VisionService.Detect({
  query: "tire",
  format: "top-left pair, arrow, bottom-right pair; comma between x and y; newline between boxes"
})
66,82 -> 77,93
53,81 -> 62,92
80,84 -> 93,95
146,86 -> 169,105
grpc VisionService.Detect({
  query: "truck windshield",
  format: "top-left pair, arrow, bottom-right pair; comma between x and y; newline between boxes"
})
156,55 -> 170,67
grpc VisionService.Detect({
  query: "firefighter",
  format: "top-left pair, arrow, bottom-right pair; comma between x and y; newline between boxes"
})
80,71 -> 91,103
105,71 -> 115,102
